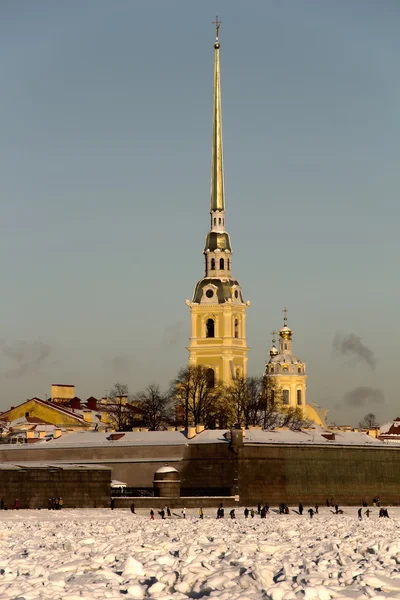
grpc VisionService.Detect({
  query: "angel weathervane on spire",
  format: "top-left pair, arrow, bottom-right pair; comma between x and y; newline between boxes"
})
212,15 -> 222,41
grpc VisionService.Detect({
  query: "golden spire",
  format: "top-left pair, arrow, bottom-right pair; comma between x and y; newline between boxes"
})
211,16 -> 224,212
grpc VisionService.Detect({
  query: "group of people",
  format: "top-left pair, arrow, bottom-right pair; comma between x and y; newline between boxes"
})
134,497 -> 390,520
48,497 -> 63,510
0,498 -> 20,510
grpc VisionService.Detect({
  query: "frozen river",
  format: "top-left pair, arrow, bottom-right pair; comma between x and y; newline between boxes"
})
0,506 -> 399,599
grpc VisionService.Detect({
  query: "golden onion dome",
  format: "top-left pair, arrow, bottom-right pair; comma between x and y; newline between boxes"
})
279,325 -> 292,341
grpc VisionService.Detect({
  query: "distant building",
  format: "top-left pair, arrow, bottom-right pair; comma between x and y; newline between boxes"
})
379,418 -> 400,442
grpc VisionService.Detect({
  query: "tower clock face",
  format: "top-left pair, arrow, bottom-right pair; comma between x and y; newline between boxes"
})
206,289 -> 214,298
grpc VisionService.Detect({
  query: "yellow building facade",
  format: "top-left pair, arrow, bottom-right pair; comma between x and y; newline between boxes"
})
186,25 -> 249,386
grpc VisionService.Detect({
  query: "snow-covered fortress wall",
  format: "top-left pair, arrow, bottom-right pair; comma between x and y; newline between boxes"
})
0,429 -> 398,506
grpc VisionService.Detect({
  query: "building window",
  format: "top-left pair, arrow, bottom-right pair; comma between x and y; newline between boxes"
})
25,412 -> 30,418
236,368 -> 240,379
206,318 -> 215,338
220,258 -> 224,270
234,318 -> 239,338
297,367 -> 302,373
297,389 -> 302,405
284,343 -> 287,350
227,259 -> 230,270
218,218 -> 221,225
282,366 -> 288,373
270,367 -> 274,373
283,389 -> 289,405
214,218 -> 216,225
210,258 -> 215,270
206,368 -> 215,388
270,389 -> 275,405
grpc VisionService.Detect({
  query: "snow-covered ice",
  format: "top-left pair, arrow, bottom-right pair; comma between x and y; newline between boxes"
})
0,507 -> 400,599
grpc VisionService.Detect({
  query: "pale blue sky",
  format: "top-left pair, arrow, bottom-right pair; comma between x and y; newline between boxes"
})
0,1 -> 399,424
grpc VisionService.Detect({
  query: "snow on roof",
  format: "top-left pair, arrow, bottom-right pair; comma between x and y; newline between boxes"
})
44,430 -> 189,448
380,419 -> 400,436
243,428 -> 385,446
0,462 -> 111,470
0,428 -> 393,450
155,465 -> 178,474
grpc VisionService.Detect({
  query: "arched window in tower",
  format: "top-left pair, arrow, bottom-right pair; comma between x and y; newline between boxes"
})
234,318 -> 239,338
214,218 -> 216,226
284,343 -> 287,350
206,368 -> 215,388
270,367 -> 274,373
219,258 -> 224,270
297,367 -> 302,374
227,259 -> 230,270
210,258 -> 215,270
283,389 -> 289,405
236,368 -> 240,379
218,218 -> 221,225
297,389 -> 302,405
206,318 -> 215,338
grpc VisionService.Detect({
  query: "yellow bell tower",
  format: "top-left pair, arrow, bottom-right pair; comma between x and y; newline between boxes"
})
186,19 -> 250,386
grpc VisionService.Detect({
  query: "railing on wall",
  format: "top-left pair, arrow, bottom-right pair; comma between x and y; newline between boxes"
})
111,487 -> 154,498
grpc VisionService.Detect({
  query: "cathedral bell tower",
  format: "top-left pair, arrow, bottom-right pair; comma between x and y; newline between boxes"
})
185,19 -> 250,386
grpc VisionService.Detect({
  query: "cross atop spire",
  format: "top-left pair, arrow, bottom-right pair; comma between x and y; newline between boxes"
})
212,16 -> 222,41
283,306 -> 288,326
271,329 -> 277,344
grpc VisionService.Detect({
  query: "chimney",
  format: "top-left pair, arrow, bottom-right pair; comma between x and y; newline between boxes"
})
83,411 -> 92,423
70,397 -> 81,410
187,426 -> 196,439
86,397 -> 97,411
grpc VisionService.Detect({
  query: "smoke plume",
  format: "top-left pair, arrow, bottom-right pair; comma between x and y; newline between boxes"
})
0,340 -> 51,377
343,386 -> 384,407
107,355 -> 131,374
162,321 -> 185,347
333,333 -> 376,370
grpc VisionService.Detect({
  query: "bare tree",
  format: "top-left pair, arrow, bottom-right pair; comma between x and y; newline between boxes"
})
172,365 -> 225,428
225,377 -> 249,426
106,383 -> 136,431
135,384 -> 173,430
359,412 -> 378,429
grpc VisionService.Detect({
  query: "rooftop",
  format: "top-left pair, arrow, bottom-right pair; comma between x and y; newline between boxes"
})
0,428 -> 394,450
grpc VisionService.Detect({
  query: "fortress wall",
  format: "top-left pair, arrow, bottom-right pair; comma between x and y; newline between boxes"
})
0,467 -> 111,509
0,441 -> 399,506
238,445 -> 400,505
